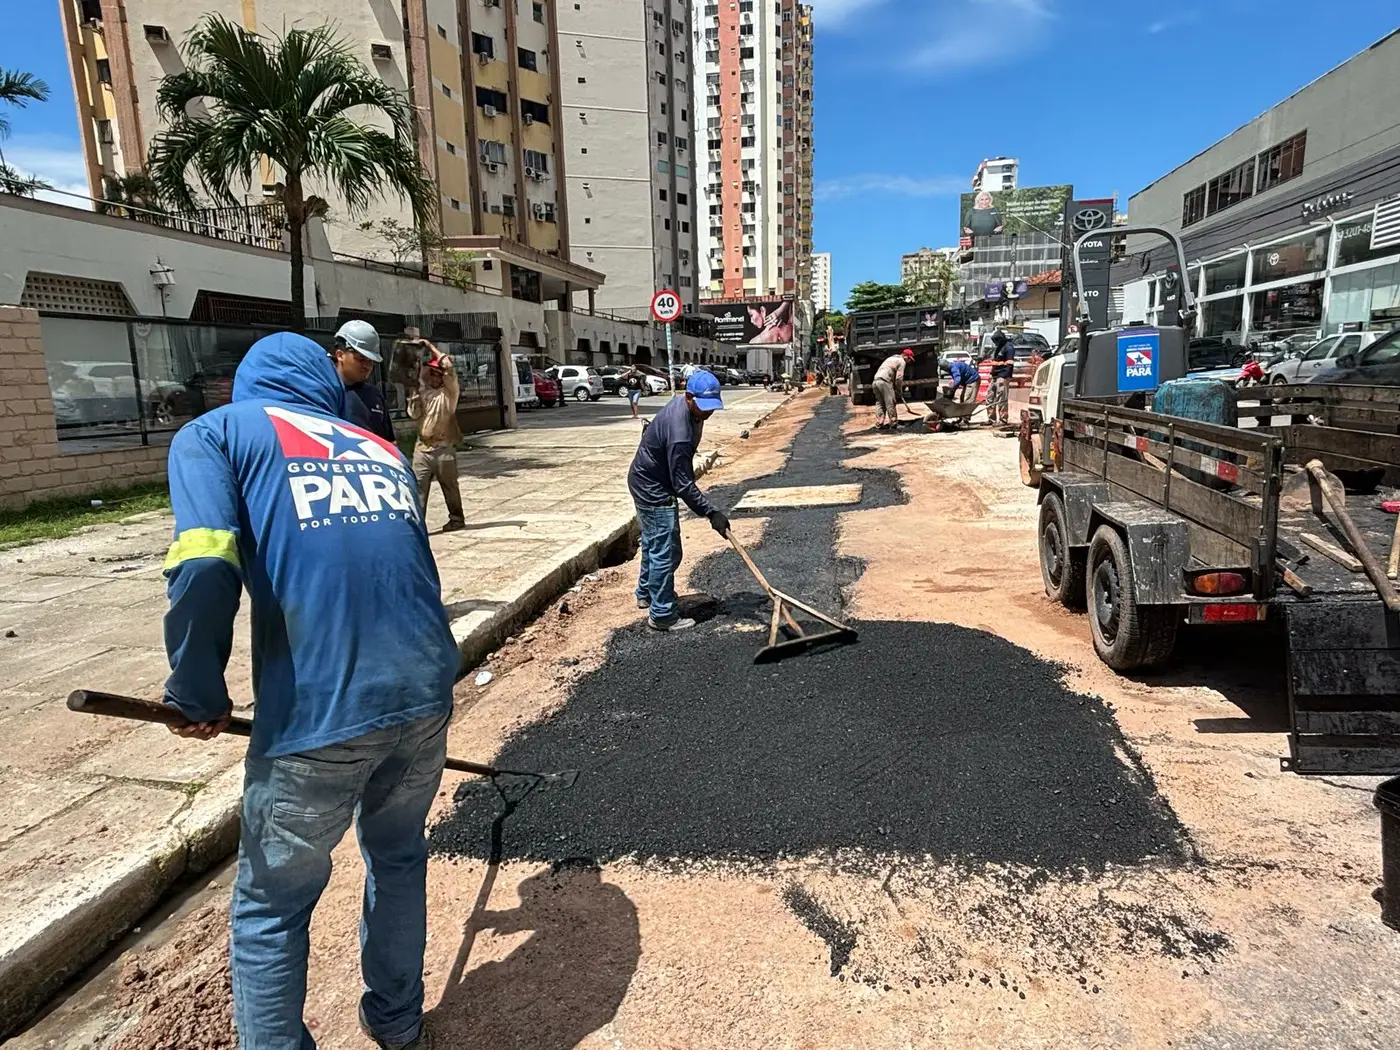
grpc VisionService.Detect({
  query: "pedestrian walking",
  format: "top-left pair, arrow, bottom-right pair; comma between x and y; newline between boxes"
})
407,341 -> 466,533
161,331 -> 458,1050
622,364 -> 646,419
330,320 -> 396,442
947,357 -> 981,404
989,330 -> 1016,426
872,348 -> 914,429
627,371 -> 731,631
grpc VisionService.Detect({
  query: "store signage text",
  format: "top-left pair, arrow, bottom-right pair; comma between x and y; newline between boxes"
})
1300,190 -> 1353,220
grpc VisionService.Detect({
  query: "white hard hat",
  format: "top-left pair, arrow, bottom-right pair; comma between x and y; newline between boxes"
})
334,319 -> 382,362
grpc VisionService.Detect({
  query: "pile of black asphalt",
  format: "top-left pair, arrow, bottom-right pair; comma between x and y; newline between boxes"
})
429,398 -> 1190,875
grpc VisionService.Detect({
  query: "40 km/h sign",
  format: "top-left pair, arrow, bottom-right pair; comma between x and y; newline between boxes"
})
650,288 -> 683,324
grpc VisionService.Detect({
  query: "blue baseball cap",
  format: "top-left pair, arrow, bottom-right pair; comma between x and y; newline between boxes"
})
686,370 -> 725,411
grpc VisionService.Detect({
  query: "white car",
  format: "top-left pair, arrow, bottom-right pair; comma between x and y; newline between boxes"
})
549,365 -> 605,401
1268,331 -> 1380,384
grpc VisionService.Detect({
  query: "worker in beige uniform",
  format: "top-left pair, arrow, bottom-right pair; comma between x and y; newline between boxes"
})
407,341 -> 466,533
872,348 -> 914,429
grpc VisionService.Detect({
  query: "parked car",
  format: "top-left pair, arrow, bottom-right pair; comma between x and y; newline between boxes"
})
746,369 -> 772,386
48,360 -> 189,428
636,364 -> 672,394
1268,331 -> 1381,384
531,369 -> 564,408
548,364 -> 605,401
939,349 -> 972,376
1310,325 -> 1400,386
596,365 -> 627,394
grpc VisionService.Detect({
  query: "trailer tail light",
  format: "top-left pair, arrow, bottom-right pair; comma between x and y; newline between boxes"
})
1198,603 -> 1268,624
1187,571 -> 1249,596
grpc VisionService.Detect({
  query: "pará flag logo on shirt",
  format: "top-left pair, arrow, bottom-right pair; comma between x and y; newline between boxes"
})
264,406 -> 404,468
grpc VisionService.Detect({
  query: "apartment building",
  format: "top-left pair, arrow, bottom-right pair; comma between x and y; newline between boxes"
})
811,250 -> 830,312
693,0 -> 814,302
972,157 -> 1019,194
555,0 -> 700,311
60,0 -> 571,263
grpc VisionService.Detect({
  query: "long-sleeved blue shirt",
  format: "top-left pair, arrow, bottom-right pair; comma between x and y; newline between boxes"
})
948,359 -> 979,389
627,395 -> 714,516
161,332 -> 459,758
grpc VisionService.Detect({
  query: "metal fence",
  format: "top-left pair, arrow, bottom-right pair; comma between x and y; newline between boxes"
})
36,312 -> 507,452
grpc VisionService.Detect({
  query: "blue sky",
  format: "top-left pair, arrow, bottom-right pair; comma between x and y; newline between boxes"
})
2,2 -> 1397,307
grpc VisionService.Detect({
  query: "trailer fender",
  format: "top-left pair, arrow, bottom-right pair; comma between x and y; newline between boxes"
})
1088,502 -> 1191,606
1039,475 -> 1111,547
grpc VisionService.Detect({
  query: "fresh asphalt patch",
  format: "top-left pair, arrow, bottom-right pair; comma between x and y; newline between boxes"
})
430,398 -> 1192,875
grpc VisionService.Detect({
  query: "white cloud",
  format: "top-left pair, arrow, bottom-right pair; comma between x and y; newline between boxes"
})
813,0 -> 889,28
814,173 -> 967,202
1147,9 -> 1198,33
909,0 -> 1054,73
2,134 -> 92,206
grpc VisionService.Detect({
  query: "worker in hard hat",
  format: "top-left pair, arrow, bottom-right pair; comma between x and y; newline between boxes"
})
330,320 -> 396,443
407,339 -> 466,533
872,348 -> 914,429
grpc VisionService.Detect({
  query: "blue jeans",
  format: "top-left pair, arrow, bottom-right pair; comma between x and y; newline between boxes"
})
231,712 -> 450,1050
635,500 -> 682,625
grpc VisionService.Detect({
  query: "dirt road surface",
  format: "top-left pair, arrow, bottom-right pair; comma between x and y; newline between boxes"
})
27,391 -> 1400,1050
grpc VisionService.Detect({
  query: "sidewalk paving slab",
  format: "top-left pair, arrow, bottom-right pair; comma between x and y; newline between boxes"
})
0,388 -> 790,1037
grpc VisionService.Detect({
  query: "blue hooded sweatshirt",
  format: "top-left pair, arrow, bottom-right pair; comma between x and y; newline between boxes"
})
162,332 -> 458,758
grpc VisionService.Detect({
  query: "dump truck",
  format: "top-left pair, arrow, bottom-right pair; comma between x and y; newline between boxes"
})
844,306 -> 945,406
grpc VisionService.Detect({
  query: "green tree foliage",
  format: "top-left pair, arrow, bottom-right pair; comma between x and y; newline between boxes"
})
844,281 -> 911,313
147,16 -> 436,325
0,68 -> 51,197
903,253 -> 960,309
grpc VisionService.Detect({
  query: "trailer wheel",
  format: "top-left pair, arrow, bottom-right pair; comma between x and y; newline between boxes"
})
1019,433 -> 1043,488
1087,525 -> 1179,671
1038,493 -> 1085,609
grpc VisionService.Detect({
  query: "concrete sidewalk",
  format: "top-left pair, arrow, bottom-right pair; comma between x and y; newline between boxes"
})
0,386 -> 789,1036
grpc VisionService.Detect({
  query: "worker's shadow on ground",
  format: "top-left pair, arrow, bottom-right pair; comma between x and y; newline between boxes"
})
428,860 -> 640,1050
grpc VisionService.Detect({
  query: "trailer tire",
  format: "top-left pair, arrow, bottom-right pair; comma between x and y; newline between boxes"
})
1087,525 -> 1179,671
1039,493 -> 1084,610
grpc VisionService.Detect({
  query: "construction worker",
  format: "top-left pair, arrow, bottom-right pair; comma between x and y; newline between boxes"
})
988,329 -> 1017,426
872,348 -> 914,429
161,331 -> 458,1050
330,320 -> 396,443
407,341 -> 466,533
947,357 -> 981,404
628,371 -> 730,631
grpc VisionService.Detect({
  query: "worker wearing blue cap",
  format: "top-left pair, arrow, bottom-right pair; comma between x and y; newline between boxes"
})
627,370 -> 731,631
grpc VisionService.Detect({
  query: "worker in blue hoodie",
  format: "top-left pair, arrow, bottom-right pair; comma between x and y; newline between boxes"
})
161,331 -> 458,1050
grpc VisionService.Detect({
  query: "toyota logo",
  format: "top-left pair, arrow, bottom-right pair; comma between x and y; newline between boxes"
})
1072,207 -> 1109,232
1268,252 -> 1280,266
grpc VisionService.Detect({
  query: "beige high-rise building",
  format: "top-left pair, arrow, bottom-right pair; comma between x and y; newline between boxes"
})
555,0 -> 700,311
692,0 -> 813,303
811,250 -> 830,313
60,0 -> 573,264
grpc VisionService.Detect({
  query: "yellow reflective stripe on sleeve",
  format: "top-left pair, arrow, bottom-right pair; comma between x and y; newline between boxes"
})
163,528 -> 241,572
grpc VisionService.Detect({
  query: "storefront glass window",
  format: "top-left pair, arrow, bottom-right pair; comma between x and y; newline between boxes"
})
1202,295 -> 1244,340
1250,229 -> 1329,284
1327,262 -> 1400,333
1203,255 -> 1247,295
1250,279 -> 1324,338
1335,215 -> 1400,269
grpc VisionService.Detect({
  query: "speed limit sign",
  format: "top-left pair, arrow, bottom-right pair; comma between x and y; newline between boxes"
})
650,288 -> 683,324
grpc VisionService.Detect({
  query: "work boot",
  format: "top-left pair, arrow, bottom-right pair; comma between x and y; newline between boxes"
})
441,520 -> 466,533
648,616 -> 697,632
636,598 -> 650,610
359,1007 -> 432,1050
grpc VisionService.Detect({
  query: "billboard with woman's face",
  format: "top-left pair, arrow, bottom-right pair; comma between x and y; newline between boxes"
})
701,299 -> 795,346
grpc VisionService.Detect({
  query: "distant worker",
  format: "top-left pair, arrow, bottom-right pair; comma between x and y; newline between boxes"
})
406,340 -> 466,533
331,320 -> 396,443
989,330 -> 1016,426
947,357 -> 981,404
872,348 -> 914,429
627,371 -> 730,632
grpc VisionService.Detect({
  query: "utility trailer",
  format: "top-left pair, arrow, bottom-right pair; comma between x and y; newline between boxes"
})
845,306 -> 944,407
1039,384 -> 1400,774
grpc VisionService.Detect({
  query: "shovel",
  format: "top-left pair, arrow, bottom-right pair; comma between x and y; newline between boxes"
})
725,533 -> 858,663
65,690 -> 579,799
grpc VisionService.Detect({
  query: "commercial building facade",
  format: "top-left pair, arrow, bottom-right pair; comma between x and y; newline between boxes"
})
811,251 -> 831,313
555,0 -> 701,312
61,0 -> 571,264
1117,30 -> 1400,343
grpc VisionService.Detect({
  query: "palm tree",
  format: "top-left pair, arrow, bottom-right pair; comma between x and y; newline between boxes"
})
147,16 -> 436,325
97,170 -> 164,218
0,67 -> 51,197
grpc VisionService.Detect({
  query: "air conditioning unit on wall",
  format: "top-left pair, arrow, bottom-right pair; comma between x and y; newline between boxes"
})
483,104 -> 498,117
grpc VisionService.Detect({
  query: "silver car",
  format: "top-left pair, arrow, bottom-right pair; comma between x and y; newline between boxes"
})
549,364 -> 605,401
1268,331 -> 1379,384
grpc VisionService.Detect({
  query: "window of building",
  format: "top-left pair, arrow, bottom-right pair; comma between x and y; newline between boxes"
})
657,41 -> 665,56
440,83 -> 453,99
449,198 -> 461,210
657,132 -> 668,147
744,266 -> 757,278
524,148 -> 550,172
471,33 -> 494,58
681,221 -> 690,232
518,47 -> 538,71
533,2 -> 545,23
521,99 -> 551,124
676,164 -> 688,177
1206,158 -> 1253,217
1257,131 -> 1307,194
1336,213 -> 1400,269
479,139 -> 508,165
95,58 -> 111,84
659,188 -> 668,202
740,23 -> 754,35
741,136 -> 755,148
1251,229 -> 1329,284
1203,254 -> 1246,295
706,72 -> 720,85
676,137 -> 688,151
680,275 -> 692,287
437,24 -> 448,38
664,218 -> 671,230
677,192 -> 688,205
96,119 -> 114,144
653,10 -> 664,26
711,268 -> 726,279
660,101 -> 667,115
656,71 -> 667,85
502,194 -> 516,218
476,86 -> 508,111
1251,280 -> 1324,336
740,46 -> 754,58
708,138 -> 722,151
1181,184 -> 1206,228
680,109 -> 688,122
445,140 -> 458,155
659,160 -> 671,173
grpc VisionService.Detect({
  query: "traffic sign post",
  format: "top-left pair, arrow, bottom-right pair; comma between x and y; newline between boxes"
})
650,289 -> 682,392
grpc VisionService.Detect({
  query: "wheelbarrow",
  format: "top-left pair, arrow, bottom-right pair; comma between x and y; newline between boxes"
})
921,394 -> 982,433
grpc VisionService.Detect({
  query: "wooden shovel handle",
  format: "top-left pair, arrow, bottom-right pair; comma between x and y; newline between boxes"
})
1304,460 -> 1400,613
